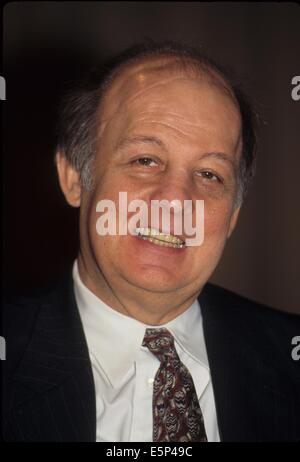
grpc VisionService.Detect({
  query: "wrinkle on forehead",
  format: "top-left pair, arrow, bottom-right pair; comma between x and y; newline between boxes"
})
100,75 -> 196,128
132,110 -> 211,131
125,118 -> 240,158
99,101 -> 241,153
123,113 -> 233,142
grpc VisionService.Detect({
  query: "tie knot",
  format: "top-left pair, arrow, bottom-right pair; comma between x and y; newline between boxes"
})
142,328 -> 177,363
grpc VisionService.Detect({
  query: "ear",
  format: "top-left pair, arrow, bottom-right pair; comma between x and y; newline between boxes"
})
227,205 -> 241,239
55,151 -> 81,207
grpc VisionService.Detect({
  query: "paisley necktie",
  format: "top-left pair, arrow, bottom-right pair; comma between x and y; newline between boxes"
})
142,327 -> 207,442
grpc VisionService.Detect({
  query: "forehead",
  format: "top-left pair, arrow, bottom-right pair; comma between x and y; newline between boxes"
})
98,57 -> 242,149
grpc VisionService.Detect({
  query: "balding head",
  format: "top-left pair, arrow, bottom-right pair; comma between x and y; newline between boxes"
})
56,41 -> 258,204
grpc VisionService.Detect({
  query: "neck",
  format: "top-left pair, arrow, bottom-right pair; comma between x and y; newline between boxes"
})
77,254 -> 201,325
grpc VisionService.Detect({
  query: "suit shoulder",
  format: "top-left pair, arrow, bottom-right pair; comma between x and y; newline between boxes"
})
3,289 -> 47,375
3,282 -> 60,333
202,282 -> 300,325
200,283 -> 300,355
2,277 -> 73,374
201,283 -> 300,378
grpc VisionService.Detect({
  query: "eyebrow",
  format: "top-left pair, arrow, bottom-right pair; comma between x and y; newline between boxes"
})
200,151 -> 237,171
115,135 -> 237,172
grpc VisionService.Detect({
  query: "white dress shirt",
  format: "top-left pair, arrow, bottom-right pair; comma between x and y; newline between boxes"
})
73,260 -> 220,442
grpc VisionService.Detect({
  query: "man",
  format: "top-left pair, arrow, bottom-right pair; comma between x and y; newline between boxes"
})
2,41 -> 300,442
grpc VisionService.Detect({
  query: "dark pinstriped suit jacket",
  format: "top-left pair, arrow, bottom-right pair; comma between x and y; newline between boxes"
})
2,273 -> 300,441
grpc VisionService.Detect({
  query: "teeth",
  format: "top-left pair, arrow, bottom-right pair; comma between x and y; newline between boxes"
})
135,227 -> 185,248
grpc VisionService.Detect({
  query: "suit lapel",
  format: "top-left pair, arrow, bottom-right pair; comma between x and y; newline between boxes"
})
4,276 -> 96,442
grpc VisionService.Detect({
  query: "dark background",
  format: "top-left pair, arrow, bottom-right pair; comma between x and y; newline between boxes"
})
2,2 -> 300,314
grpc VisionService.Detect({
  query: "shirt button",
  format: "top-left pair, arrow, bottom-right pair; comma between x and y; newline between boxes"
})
148,378 -> 154,386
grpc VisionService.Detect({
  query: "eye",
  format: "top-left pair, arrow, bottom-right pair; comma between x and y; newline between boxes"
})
133,157 -> 158,167
196,170 -> 222,183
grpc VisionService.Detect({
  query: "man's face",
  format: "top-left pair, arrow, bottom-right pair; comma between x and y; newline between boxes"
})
79,59 -> 242,298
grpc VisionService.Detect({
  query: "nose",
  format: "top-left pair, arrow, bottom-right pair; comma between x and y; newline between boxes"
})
149,168 -> 193,206
148,169 -> 194,234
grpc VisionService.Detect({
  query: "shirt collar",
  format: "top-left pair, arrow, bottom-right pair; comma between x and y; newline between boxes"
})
73,260 -> 208,387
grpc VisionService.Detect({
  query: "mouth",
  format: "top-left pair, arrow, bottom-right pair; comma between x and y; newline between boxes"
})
135,227 -> 186,249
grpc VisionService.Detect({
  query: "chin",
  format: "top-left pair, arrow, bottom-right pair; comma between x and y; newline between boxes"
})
121,264 -> 189,293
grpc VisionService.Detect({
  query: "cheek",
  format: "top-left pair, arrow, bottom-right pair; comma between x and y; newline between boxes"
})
203,203 -> 232,243
85,183 -> 131,259
188,204 -> 233,278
